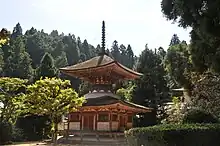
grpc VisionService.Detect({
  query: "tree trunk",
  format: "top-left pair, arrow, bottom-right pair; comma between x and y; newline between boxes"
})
51,120 -> 58,146
53,123 -> 58,146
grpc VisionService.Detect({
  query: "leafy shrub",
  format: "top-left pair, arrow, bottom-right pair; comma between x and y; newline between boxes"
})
125,124 -> 220,146
161,96 -> 184,124
0,121 -> 12,144
11,126 -> 24,142
182,108 -> 218,124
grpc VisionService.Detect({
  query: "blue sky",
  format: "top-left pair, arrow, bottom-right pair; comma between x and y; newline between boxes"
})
0,0 -> 191,55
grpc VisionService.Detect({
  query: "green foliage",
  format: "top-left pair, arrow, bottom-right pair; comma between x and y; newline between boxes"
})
161,0 -> 220,73
35,53 -> 58,80
125,124 -> 220,146
116,82 -> 135,101
0,77 -> 28,124
182,108 -> 218,124
0,121 -> 12,144
189,71 -> 220,119
0,28 -> 10,47
164,42 -> 192,89
169,34 -> 180,46
16,115 -> 51,141
0,121 -> 25,144
11,125 -> 24,142
2,37 -> 34,79
24,77 -> 84,117
11,23 -> 23,39
24,77 -> 85,143
78,81 -> 91,96
161,96 -> 183,124
133,45 -> 169,108
54,51 -> 68,69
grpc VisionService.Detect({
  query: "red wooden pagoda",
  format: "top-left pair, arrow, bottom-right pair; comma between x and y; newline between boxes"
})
59,21 -> 152,133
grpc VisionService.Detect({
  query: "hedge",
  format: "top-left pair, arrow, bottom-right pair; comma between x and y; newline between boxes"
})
125,124 -> 220,146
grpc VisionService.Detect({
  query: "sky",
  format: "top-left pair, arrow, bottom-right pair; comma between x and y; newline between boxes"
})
0,0 -> 191,55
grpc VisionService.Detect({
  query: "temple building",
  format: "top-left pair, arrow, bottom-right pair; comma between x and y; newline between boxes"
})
59,21 -> 152,133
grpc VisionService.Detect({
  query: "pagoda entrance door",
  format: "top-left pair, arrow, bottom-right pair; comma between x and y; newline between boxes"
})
119,115 -> 126,131
83,115 -> 94,131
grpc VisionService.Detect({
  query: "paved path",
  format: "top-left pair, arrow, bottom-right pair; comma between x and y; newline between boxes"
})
6,135 -> 127,146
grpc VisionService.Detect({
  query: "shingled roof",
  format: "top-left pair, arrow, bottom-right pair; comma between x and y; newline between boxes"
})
59,55 -> 143,78
60,55 -> 114,70
82,92 -> 152,112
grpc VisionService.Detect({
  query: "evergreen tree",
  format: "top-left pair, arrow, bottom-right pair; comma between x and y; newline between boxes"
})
11,23 -> 23,39
2,37 -> 33,79
82,39 -> 91,59
157,47 -> 166,60
63,35 -> 79,65
36,52 -> 58,80
161,0 -> 220,73
119,44 -> 127,65
111,40 -> 121,61
169,34 -> 180,46
165,42 -> 193,93
133,44 -> 169,107
126,44 -> 134,69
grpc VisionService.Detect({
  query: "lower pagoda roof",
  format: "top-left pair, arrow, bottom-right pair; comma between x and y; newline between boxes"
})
78,92 -> 152,113
59,55 -> 143,82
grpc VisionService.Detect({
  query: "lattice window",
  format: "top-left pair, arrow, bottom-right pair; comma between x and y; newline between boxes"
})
112,114 -> 118,121
98,114 -> 109,122
128,115 -> 132,122
70,113 -> 80,122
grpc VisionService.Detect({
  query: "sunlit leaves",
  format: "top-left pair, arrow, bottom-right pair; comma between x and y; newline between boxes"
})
116,83 -> 135,101
0,77 -> 27,124
24,77 -> 85,118
164,42 -> 192,88
0,28 -> 10,47
23,77 -> 85,143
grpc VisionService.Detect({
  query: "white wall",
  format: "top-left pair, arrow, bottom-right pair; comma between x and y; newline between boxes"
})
112,121 -> 119,131
69,122 -> 80,130
97,122 -> 109,131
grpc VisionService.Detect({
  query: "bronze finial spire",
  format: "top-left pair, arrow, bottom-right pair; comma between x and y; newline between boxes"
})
99,21 -> 106,56
101,21 -> 105,51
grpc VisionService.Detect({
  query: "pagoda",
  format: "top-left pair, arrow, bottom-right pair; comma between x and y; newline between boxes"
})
59,21 -> 152,133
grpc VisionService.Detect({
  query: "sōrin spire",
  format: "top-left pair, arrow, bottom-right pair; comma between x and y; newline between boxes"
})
99,21 -> 106,56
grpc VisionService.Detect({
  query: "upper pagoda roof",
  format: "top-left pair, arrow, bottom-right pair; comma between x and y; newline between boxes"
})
59,55 -> 143,80
60,55 -> 113,70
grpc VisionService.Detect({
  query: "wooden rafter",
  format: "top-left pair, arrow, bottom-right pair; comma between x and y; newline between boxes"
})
74,102 -> 151,114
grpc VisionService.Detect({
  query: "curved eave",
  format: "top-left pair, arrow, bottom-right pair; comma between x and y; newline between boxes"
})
78,102 -> 152,113
59,61 -> 143,80
121,100 -> 153,112
115,61 -> 143,77
76,95 -> 152,113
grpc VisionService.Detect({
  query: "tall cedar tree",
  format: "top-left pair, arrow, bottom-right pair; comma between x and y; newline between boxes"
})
2,37 -> 33,79
161,0 -> 220,73
36,52 -> 58,80
133,44 -> 169,107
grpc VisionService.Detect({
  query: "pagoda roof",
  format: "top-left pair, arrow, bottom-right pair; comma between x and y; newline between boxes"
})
60,55 -> 143,81
80,92 -> 152,113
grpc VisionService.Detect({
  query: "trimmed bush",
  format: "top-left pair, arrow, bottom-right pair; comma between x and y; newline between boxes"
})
125,124 -> 220,146
182,108 -> 218,124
